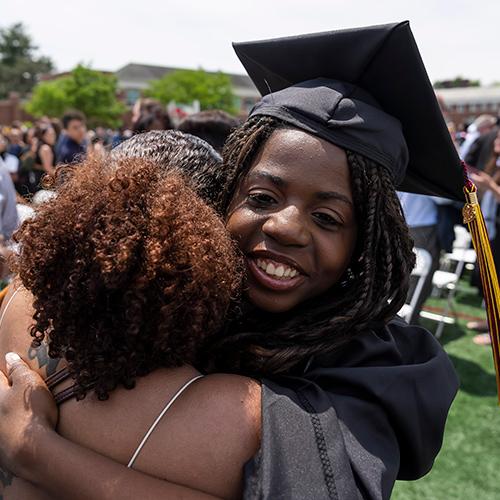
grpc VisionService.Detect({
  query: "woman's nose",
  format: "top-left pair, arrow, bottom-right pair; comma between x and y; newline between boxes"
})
261,205 -> 310,247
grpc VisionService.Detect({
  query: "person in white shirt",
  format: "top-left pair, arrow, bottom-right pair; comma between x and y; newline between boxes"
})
459,115 -> 497,160
0,134 -> 20,181
0,163 -> 19,241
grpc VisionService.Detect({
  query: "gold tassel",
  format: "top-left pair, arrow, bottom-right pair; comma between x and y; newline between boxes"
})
462,182 -> 500,405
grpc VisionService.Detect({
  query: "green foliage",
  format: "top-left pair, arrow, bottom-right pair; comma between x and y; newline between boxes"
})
25,65 -> 126,127
146,69 -> 237,114
0,23 -> 53,98
434,76 -> 481,89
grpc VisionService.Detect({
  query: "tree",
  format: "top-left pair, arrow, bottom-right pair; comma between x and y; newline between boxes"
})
434,77 -> 481,89
25,65 -> 127,128
146,69 -> 237,114
0,23 -> 53,98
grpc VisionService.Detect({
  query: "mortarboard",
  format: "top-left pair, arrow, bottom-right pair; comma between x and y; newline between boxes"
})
233,21 -> 500,403
233,20 -> 463,200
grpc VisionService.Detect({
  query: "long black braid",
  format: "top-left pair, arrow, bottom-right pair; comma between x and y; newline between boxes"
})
205,115 -> 416,376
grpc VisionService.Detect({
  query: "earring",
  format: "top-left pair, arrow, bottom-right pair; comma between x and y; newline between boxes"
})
340,268 -> 355,288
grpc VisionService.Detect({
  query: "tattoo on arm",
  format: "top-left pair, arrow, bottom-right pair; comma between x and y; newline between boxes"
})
28,343 -> 60,377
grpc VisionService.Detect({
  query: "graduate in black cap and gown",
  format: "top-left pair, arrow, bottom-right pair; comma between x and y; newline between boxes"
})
0,20 -> 474,500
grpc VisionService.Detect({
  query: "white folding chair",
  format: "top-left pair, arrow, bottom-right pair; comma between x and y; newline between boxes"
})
398,247 -> 432,323
424,225 -> 476,338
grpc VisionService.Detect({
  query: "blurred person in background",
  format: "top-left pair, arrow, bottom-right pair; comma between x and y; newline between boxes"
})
463,114 -> 498,167
94,126 -> 110,146
178,110 -> 241,153
0,148 -> 19,240
0,134 -> 20,184
447,121 -> 460,151
14,127 -> 40,199
111,127 -> 132,148
398,192 -> 440,323
56,111 -> 87,165
86,130 -> 107,158
132,98 -> 172,134
17,123 -> 58,197
0,155 -> 19,279
6,127 -> 25,159
50,119 -> 62,142
33,124 -> 57,177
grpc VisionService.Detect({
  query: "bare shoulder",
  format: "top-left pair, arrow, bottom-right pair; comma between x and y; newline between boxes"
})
166,373 -> 261,458
131,373 -> 262,499
188,374 -> 261,429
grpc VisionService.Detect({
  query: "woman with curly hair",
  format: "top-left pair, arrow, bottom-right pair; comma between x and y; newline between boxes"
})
0,23 -> 460,500
0,132 -> 261,500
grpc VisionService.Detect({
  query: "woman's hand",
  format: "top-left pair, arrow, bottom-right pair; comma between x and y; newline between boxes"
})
470,170 -> 494,191
0,353 -> 58,478
470,170 -> 500,202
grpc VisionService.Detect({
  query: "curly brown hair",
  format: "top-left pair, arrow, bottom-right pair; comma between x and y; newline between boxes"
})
14,153 -> 242,400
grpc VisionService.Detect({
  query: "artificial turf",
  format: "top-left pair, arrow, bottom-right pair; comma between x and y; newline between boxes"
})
392,283 -> 500,500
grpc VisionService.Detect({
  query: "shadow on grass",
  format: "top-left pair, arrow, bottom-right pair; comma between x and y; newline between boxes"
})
448,354 -> 497,397
418,318 -> 467,346
454,291 -> 484,309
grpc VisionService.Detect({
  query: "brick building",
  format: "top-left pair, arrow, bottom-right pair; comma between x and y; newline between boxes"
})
436,86 -> 500,127
0,93 -> 33,125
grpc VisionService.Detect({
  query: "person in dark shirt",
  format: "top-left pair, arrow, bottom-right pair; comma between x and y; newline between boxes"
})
6,128 -> 25,159
56,111 -> 87,165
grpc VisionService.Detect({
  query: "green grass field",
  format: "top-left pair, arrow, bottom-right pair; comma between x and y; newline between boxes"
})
392,282 -> 500,500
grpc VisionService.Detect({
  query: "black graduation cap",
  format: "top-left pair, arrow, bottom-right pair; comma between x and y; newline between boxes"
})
233,21 -> 464,201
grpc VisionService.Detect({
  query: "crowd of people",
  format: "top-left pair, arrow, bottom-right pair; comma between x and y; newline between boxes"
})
0,102 -> 240,197
0,103 -> 241,277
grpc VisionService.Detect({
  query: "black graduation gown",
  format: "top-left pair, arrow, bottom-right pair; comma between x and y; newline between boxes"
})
243,316 -> 459,500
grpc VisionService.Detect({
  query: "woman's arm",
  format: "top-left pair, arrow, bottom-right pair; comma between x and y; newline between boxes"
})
0,356 -> 224,500
39,145 -> 55,175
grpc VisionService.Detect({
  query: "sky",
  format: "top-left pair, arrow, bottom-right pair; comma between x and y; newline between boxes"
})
3,0 -> 499,85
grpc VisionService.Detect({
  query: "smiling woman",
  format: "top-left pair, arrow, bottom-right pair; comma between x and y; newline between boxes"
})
226,128 -> 357,313
208,116 -> 417,381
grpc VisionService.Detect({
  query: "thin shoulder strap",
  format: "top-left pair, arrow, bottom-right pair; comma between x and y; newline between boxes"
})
0,285 -> 20,329
45,366 -> 71,389
127,374 -> 204,469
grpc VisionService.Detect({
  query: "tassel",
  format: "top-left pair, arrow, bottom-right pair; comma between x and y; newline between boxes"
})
462,162 -> 500,404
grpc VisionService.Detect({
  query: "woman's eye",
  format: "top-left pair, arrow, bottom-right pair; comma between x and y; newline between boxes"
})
247,193 -> 277,206
313,212 -> 341,227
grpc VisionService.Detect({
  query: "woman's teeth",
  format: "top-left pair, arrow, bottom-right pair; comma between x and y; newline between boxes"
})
256,258 -> 299,279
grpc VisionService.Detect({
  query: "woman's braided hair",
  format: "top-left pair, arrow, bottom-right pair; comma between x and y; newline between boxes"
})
205,115 -> 416,376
